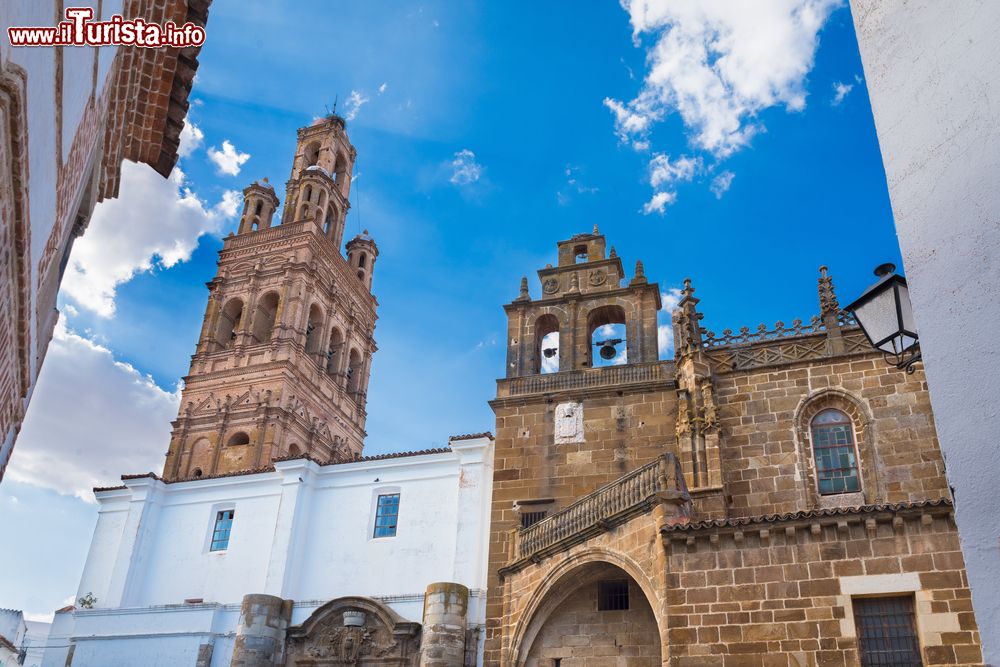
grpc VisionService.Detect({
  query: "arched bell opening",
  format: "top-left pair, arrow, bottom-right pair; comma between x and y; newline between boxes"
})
587,305 -> 628,368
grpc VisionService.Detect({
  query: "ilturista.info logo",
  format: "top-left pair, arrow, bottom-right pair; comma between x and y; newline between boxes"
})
7,7 -> 205,48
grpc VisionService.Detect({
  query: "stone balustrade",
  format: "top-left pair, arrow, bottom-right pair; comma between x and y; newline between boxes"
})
498,360 -> 675,398
505,453 -> 688,570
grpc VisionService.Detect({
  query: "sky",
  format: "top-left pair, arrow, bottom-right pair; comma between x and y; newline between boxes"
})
0,0 -> 903,622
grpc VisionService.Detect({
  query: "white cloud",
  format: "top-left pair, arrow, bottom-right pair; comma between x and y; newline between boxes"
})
378,82 -> 388,94
608,0 -> 841,206
450,149 -> 483,185
657,287 -> 684,357
710,170 -> 735,198
831,79 -> 854,105
557,165 -> 599,205
206,139 -> 251,176
643,190 -> 677,215
178,121 -> 204,158
609,0 -> 840,156
6,317 -> 179,500
649,154 -> 699,187
344,90 -> 370,121
61,162 -> 240,317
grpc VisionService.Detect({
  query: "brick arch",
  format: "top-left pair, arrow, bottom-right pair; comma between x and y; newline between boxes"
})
509,546 -> 664,667
793,387 -> 883,506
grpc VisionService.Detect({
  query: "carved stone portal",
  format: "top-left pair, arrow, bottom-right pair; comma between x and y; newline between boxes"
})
285,597 -> 420,666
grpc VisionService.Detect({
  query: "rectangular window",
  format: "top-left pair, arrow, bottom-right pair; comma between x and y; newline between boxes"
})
521,511 -> 547,529
813,422 -> 861,495
854,596 -> 923,667
210,509 -> 234,551
373,493 -> 400,538
597,580 -> 630,611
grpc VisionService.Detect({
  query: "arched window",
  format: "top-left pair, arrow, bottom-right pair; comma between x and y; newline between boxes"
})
216,298 -> 244,348
303,184 -> 313,202
254,201 -> 263,215
357,270 -> 365,281
304,142 -> 320,167
346,349 -> 362,393
193,468 -> 203,478
288,444 -> 301,457
251,292 -> 280,343
574,244 -> 588,263
358,252 -> 367,269
327,328 -> 345,376
305,304 -> 323,354
227,432 -> 250,447
810,409 -> 861,495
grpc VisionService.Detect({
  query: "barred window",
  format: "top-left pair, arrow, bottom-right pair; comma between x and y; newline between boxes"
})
521,511 -> 547,529
811,408 -> 861,495
373,493 -> 400,538
210,509 -> 234,551
597,580 -> 629,611
854,596 -> 923,666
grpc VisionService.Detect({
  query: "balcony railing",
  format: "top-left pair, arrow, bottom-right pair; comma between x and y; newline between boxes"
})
507,453 -> 688,568
498,360 -> 674,398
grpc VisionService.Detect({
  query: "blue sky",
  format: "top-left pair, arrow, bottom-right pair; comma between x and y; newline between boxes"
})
0,0 -> 901,621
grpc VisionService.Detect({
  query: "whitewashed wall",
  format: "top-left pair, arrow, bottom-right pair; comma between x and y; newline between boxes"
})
850,1 -> 1000,660
48,436 -> 493,667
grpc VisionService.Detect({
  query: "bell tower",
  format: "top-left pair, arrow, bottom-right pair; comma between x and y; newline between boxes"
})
162,114 -> 379,481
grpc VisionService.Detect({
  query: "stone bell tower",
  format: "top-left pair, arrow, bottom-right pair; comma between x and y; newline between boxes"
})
484,228 -> 677,663
162,114 -> 379,481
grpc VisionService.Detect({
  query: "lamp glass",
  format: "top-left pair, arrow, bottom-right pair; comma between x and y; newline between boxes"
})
854,286 -> 901,352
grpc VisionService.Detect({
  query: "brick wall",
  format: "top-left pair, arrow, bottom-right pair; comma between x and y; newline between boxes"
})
716,354 -> 948,517
663,506 -> 982,666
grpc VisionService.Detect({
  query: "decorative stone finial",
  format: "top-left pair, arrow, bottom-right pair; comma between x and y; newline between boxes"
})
262,176 -> 269,183
609,246 -> 617,258
818,265 -> 840,318
514,276 -> 531,302
593,224 -> 599,234
568,271 -> 580,293
630,259 -> 648,285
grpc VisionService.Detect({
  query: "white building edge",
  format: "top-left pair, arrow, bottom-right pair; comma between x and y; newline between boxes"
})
42,434 -> 494,667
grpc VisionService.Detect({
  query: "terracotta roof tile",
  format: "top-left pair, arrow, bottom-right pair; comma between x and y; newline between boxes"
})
450,431 -> 494,441
662,498 -> 953,534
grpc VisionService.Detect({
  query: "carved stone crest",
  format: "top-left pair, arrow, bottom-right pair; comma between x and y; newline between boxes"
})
285,597 -> 419,666
542,277 -> 560,294
588,269 -> 607,286
554,401 -> 584,444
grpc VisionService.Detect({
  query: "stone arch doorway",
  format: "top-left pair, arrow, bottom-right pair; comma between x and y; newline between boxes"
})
518,561 -> 662,667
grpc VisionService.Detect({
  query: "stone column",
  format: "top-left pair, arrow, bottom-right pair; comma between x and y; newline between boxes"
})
420,582 -> 469,667
230,593 -> 292,667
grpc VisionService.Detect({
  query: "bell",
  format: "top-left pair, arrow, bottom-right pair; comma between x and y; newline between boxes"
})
543,347 -> 558,358
599,344 -> 617,360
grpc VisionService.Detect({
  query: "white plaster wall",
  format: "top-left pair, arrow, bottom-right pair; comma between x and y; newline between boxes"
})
850,1 -> 1000,659
61,440 -> 494,666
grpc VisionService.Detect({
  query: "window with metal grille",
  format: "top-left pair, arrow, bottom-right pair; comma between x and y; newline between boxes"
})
811,408 -> 861,495
521,511 -> 547,529
210,509 -> 234,551
597,580 -> 630,611
373,493 -> 400,538
854,596 -> 923,667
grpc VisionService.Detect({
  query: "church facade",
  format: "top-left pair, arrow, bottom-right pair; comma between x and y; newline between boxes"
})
42,117 -> 495,667
44,115 -> 985,666
483,233 -> 984,666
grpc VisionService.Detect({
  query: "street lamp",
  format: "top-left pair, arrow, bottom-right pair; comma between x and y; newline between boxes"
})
845,263 -> 921,373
